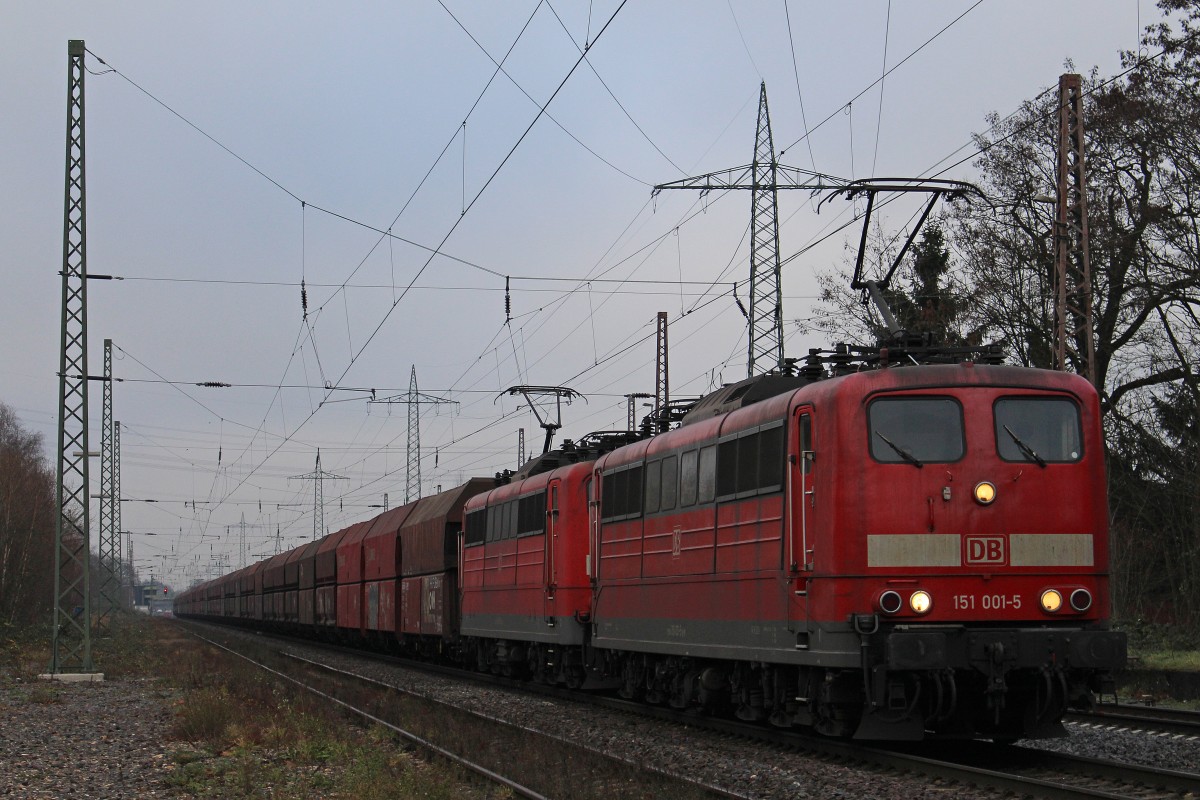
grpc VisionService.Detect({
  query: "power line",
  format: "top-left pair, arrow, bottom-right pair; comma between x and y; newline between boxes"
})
544,0 -> 686,176
870,0 -> 892,176
115,274 -> 777,289
439,0 -> 652,185
776,1 -> 985,158
195,0 -> 632,532
782,0 -> 819,172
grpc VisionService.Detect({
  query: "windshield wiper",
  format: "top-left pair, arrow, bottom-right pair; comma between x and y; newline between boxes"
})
875,431 -> 923,468
1003,425 -> 1046,467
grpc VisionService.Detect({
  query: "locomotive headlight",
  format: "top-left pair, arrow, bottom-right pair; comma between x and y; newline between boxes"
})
1040,589 -> 1063,613
878,590 -> 903,614
1070,588 -> 1093,612
909,590 -> 933,614
973,481 -> 997,505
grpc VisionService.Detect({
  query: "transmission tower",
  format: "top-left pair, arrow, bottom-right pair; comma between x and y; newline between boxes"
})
50,39 -> 94,674
97,340 -> 120,634
227,513 -> 265,569
653,83 -> 845,377
406,367 -> 420,502
370,366 -> 456,502
289,450 -> 347,540
517,428 -> 525,469
1054,73 -> 1096,385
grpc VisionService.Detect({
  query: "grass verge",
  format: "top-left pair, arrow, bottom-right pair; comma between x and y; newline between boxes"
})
4,615 -> 502,799
161,623 -> 501,799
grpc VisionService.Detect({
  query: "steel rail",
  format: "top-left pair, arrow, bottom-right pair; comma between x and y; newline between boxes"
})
188,631 -> 551,800
1070,704 -> 1200,738
182,620 -> 1198,799
278,650 -> 753,800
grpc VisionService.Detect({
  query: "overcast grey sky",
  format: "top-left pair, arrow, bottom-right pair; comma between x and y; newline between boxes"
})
2,1 -> 1155,587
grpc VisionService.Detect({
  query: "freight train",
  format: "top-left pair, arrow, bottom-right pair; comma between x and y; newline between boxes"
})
176,345 -> 1127,741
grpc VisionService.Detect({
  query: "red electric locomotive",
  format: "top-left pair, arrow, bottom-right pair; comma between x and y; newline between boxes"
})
460,441 -> 623,685
175,357 -> 1125,742
580,361 -> 1125,740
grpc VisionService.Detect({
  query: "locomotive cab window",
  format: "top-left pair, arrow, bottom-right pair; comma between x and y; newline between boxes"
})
868,397 -> 964,464
994,397 -> 1082,463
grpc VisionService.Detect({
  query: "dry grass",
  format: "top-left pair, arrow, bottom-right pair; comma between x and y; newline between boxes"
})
1134,650 -> 1200,671
157,622 -> 499,799
4,614 -> 502,798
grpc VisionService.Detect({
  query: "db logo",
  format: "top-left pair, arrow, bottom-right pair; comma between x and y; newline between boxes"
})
965,536 -> 1006,565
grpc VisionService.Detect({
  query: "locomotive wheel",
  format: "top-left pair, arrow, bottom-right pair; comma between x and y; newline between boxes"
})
618,655 -> 644,700
526,644 -> 544,683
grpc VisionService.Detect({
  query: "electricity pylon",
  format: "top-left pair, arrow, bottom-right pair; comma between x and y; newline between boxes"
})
653,83 -> 845,376
370,366 -> 456,502
289,450 -> 347,540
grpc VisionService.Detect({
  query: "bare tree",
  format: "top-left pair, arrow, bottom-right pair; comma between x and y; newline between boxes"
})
807,1 -> 1200,632
0,403 -> 55,629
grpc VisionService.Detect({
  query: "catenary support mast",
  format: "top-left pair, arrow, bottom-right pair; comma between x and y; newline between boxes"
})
51,40 -> 94,673
1054,73 -> 1096,385
97,339 -> 120,634
655,311 -> 670,432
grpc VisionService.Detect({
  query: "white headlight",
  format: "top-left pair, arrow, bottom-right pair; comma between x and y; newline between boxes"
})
909,590 -> 932,614
1040,589 -> 1063,613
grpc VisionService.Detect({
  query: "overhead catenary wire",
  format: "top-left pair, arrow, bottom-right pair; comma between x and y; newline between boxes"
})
100,3 -> 984,573
544,0 -> 687,177
101,5 -> 1177,585
870,0 -> 892,176
186,0 -> 634,544
782,0 -> 819,173
776,1 -> 985,158
437,0 -> 652,186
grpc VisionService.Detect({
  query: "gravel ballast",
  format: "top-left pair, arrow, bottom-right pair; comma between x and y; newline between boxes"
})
209,624 -> 1200,800
0,678 -> 177,799
7,623 -> 1198,800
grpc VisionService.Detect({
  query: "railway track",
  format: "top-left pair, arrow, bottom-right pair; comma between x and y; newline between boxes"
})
598,698 -> 1200,800
188,630 -> 554,800
183,621 -> 1200,799
889,740 -> 1200,799
1068,703 -> 1200,739
184,623 -> 744,800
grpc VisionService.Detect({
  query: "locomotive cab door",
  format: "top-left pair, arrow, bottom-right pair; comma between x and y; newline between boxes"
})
788,406 -> 817,638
